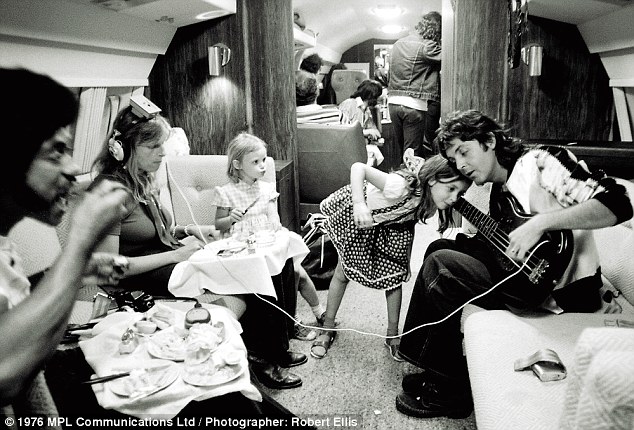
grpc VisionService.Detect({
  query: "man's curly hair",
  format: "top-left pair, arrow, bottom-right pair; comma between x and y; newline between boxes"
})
415,11 -> 442,43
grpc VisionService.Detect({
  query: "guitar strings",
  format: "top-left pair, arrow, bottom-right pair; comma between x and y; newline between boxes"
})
458,201 -> 542,275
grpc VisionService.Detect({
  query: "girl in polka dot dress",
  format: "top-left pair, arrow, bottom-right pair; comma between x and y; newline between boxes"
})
311,150 -> 471,360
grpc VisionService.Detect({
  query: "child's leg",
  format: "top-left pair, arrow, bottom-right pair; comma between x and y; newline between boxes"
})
322,261 -> 349,328
310,261 -> 349,359
384,286 -> 405,361
293,261 -> 324,318
385,286 -> 402,339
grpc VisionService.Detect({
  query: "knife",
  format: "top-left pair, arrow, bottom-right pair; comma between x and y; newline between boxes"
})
82,364 -> 172,385
242,196 -> 260,214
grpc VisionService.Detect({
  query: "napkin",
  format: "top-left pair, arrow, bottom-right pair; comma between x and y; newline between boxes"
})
79,304 -> 261,418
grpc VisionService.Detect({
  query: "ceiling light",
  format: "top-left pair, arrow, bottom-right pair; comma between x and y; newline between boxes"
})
380,24 -> 407,34
371,5 -> 404,19
196,10 -> 226,20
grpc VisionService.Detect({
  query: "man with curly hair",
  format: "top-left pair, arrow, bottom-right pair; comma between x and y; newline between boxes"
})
388,11 -> 442,159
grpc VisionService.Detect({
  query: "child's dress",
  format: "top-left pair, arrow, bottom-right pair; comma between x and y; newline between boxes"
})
320,172 -> 421,291
213,178 -> 308,254
213,179 -> 279,238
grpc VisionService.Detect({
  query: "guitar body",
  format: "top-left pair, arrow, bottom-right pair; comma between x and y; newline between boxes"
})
456,195 -> 574,298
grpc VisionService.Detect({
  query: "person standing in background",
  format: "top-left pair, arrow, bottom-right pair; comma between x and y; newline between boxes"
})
388,11 -> 442,159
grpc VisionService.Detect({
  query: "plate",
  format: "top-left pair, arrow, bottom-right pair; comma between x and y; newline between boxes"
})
146,330 -> 187,361
108,361 -> 179,398
182,359 -> 245,387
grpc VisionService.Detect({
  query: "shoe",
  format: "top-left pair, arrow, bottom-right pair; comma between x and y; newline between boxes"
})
278,351 -> 308,368
402,372 -> 427,394
384,339 -> 405,362
293,321 -> 318,341
310,329 -> 336,359
250,362 -> 302,390
395,388 -> 473,419
316,312 -> 340,327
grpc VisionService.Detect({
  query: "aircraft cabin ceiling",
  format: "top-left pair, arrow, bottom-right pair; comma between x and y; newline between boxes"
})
293,0 -> 442,59
293,0 -> 633,62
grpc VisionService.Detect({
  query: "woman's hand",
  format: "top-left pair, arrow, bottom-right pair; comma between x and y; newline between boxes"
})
353,201 -> 374,229
172,241 -> 204,262
82,252 -> 129,286
187,225 -> 221,243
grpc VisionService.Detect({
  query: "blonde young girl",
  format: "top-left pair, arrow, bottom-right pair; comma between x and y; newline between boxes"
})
311,150 -> 472,360
213,132 -> 326,341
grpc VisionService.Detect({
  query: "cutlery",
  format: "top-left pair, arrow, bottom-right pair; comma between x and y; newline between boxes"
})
82,364 -> 172,385
242,196 -> 260,214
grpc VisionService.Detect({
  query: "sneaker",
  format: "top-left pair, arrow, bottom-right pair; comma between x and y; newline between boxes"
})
395,384 -> 473,419
293,321 -> 318,341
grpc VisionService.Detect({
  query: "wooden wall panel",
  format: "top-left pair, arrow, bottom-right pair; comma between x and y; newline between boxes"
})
148,0 -> 296,160
149,15 -> 248,155
243,0 -> 296,161
507,16 -> 612,140
452,0 -> 508,122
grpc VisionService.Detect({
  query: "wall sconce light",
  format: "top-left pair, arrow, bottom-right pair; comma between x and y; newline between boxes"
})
209,43 -> 231,76
521,43 -> 543,77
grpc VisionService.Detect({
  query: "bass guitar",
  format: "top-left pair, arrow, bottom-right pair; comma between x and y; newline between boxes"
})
453,195 -> 574,295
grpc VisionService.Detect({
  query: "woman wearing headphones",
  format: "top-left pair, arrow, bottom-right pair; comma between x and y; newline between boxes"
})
91,101 -> 306,390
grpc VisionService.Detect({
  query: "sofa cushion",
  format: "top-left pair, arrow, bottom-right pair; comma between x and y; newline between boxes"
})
463,310 -> 629,430
559,327 -> 634,430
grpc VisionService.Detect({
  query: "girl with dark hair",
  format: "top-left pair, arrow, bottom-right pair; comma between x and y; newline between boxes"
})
338,79 -> 384,146
310,151 -> 471,361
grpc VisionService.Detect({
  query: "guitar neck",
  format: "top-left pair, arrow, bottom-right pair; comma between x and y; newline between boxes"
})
454,197 -> 507,242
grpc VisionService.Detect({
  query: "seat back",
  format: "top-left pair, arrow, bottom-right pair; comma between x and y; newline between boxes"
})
163,155 -> 275,226
331,70 -> 367,103
296,122 -> 367,220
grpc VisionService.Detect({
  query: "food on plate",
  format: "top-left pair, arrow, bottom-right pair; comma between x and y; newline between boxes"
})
219,349 -> 242,366
135,320 -> 158,334
147,330 -> 188,361
182,357 -> 243,387
108,362 -> 177,398
148,303 -> 176,330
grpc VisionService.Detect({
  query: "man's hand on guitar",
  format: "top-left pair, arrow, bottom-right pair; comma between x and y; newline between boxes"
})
507,215 -> 548,261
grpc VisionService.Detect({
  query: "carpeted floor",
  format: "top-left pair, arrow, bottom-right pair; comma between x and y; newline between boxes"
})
261,218 -> 477,430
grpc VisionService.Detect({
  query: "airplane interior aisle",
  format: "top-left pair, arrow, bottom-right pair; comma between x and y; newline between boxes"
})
264,217 -> 475,429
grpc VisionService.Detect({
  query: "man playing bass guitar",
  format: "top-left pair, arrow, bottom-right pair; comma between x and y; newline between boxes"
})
396,110 -> 633,419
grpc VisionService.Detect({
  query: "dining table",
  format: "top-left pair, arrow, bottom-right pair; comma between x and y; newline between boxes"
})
57,300 -> 262,420
167,227 -> 310,300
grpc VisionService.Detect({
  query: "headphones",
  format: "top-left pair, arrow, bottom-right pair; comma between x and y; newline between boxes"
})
108,129 -> 126,162
108,95 -> 163,163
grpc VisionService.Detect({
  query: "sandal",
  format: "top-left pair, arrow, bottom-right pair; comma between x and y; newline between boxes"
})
310,329 -> 337,359
385,339 -> 405,362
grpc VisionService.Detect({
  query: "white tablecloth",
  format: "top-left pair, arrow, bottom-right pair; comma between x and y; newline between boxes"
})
79,303 -> 261,419
168,228 -> 309,299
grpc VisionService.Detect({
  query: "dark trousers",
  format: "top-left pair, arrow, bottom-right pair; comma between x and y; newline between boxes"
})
399,236 -> 602,384
240,258 -> 297,365
389,100 -> 440,159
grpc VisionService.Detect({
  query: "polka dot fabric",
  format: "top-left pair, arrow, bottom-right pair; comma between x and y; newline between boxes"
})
320,185 -> 416,291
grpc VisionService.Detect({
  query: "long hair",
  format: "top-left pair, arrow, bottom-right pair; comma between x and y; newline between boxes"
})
350,79 -> 383,106
226,132 -> 268,183
92,105 -> 170,203
435,110 -> 524,171
397,154 -> 471,233
415,11 -> 442,43
1,68 -> 78,190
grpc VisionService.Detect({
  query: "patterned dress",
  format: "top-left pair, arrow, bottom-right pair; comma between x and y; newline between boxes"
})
320,173 -> 421,291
